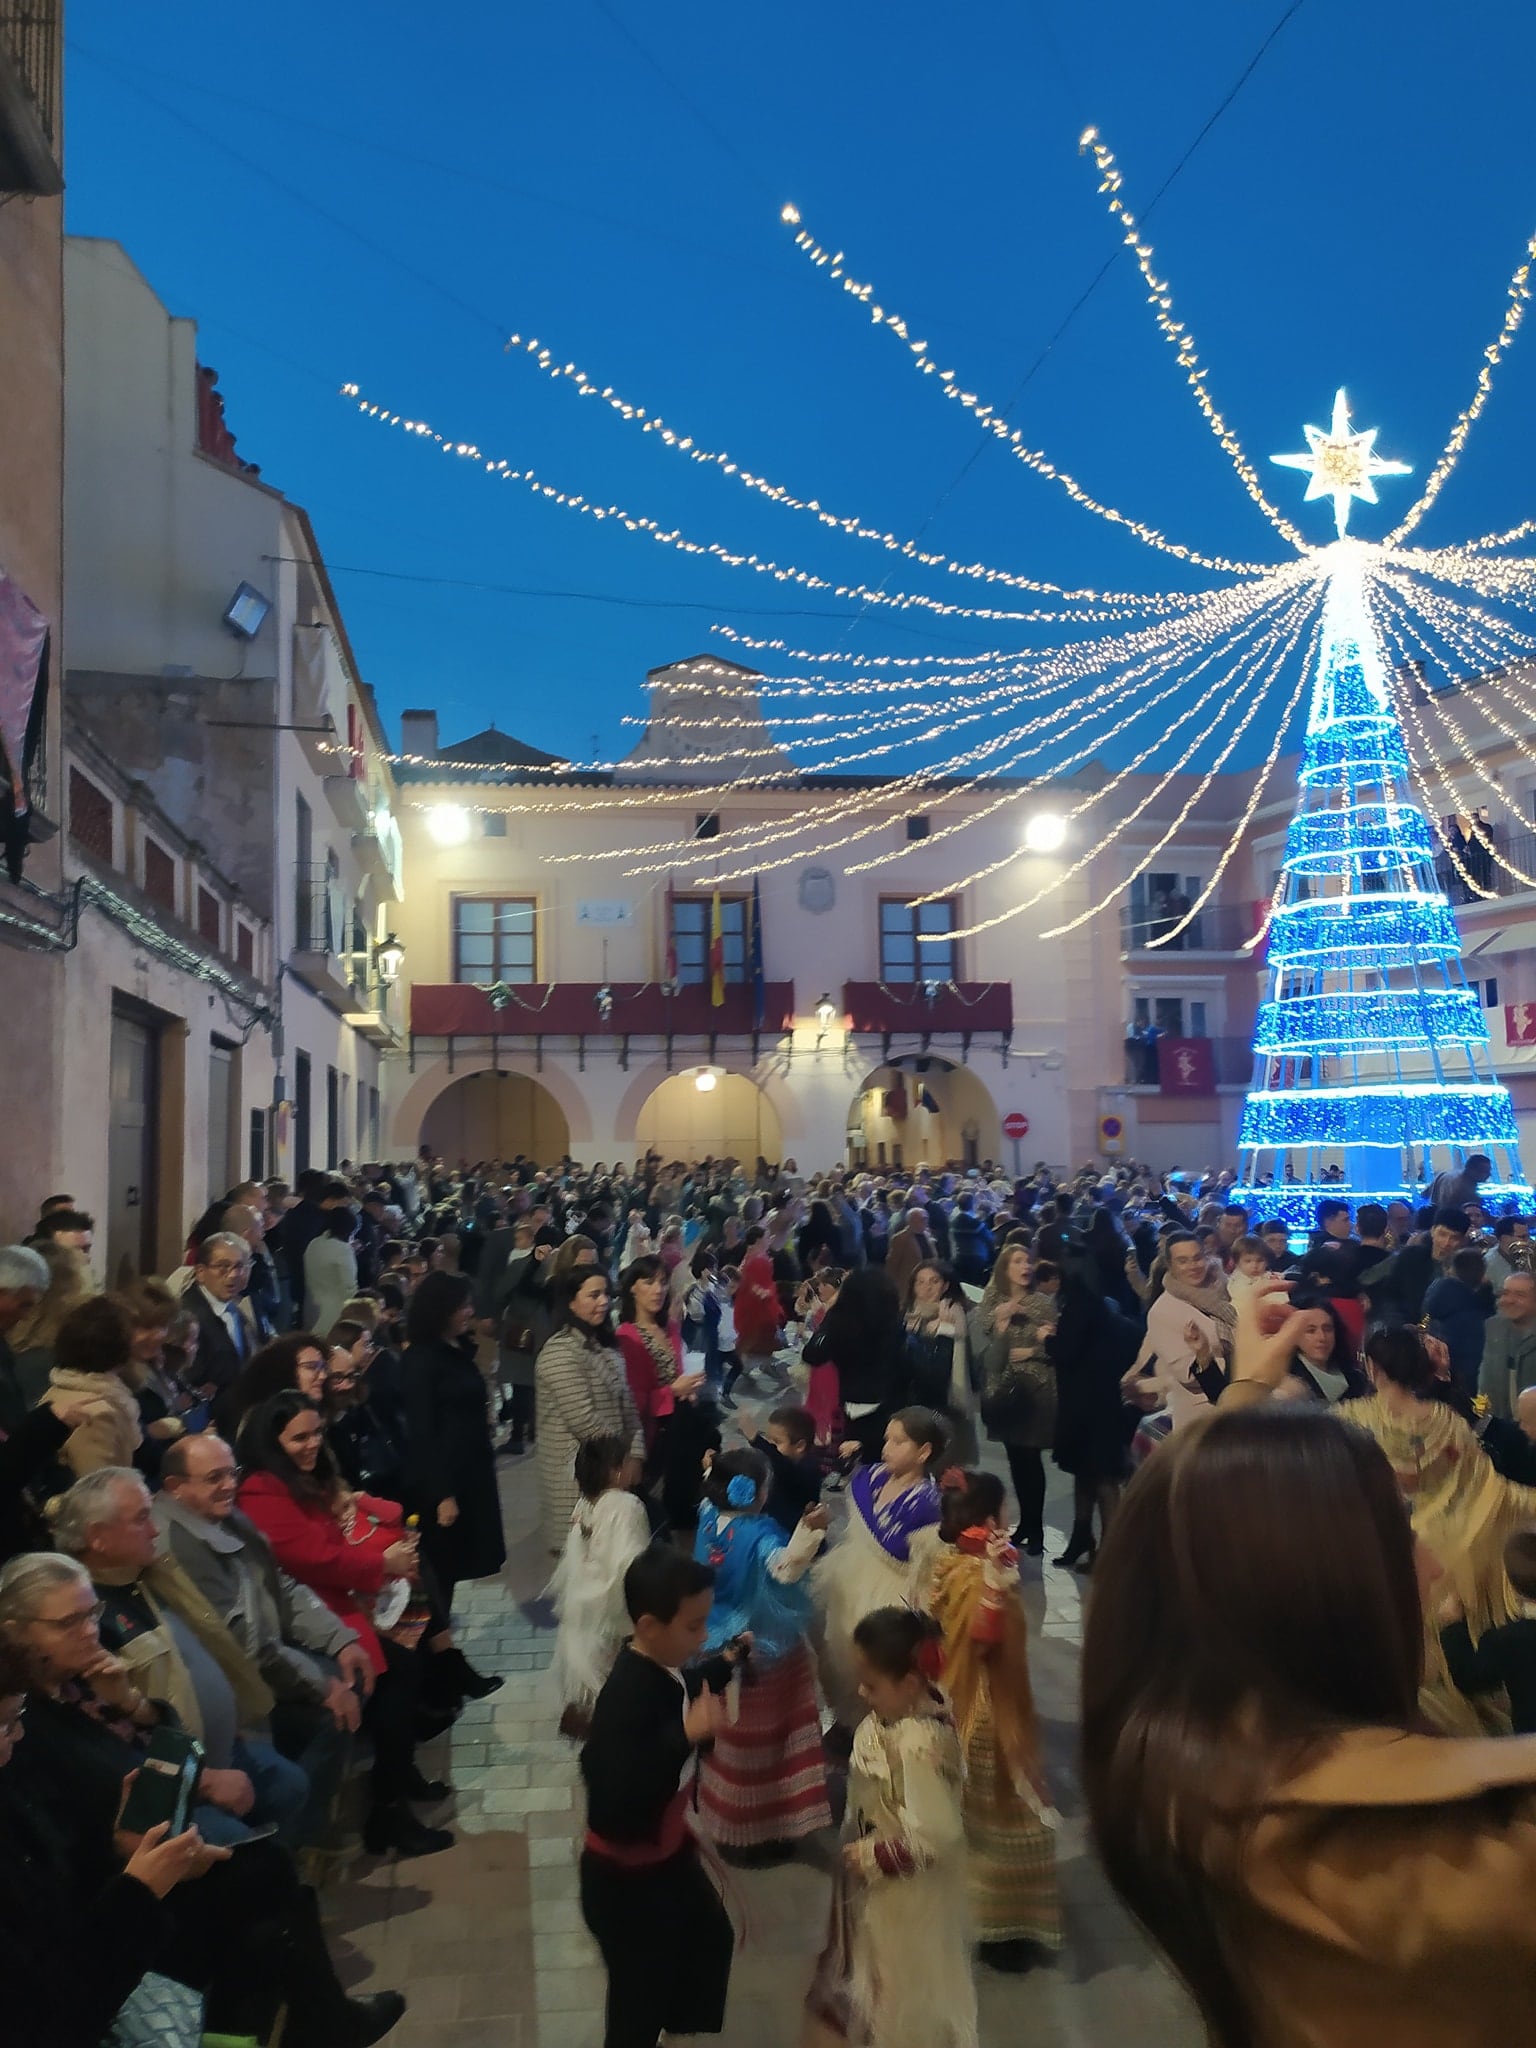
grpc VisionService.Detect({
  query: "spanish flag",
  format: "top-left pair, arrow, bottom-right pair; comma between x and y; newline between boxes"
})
709,889 -> 725,1008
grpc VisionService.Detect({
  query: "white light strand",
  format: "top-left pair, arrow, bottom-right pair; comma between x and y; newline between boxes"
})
1147,606 -> 1326,950
492,332 -> 1223,613
779,208 -> 1276,576
615,572 -> 1308,879
1034,598 -> 1317,941
1386,217 -> 1536,543
1077,128 -> 1308,552
927,595 -> 1309,942
340,383 -> 1201,615
867,577 -> 1315,889
677,577 -> 1308,889
1374,580 -> 1536,890
1370,583 -> 1510,898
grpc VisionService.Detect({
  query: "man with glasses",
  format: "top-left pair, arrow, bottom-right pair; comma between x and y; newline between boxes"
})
52,1466 -> 310,1847
156,1432 -> 374,1845
185,1231 -> 258,1393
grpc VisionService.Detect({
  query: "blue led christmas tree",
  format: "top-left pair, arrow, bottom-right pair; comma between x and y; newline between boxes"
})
1234,393 -> 1530,1227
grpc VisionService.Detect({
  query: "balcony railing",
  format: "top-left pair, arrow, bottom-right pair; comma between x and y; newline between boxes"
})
0,0 -> 61,193
1120,902 -> 1257,953
1436,823 -> 1536,906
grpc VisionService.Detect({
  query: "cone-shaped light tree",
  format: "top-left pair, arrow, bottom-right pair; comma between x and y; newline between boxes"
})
1234,394 -> 1530,1226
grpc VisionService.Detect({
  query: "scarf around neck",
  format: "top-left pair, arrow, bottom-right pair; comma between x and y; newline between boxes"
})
1161,1269 -> 1237,1339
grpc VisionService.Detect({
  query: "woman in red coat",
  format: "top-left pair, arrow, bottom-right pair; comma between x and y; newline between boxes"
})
238,1390 -> 453,1859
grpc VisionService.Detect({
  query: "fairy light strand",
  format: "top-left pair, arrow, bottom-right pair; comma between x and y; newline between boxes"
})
779,207 -> 1276,576
340,383 -> 1213,616
1386,217 -> 1536,544
1077,128 -> 1307,551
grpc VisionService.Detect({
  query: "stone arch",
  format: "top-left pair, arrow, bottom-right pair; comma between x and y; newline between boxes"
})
845,1054 -> 1001,1172
390,1055 -> 593,1154
611,1057 -> 799,1161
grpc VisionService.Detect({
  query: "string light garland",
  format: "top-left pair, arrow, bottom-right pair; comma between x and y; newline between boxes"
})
340,383 -> 1210,616
1385,217 -> 1536,543
491,331 -> 1233,613
780,207 -> 1278,576
1034,597 -> 1315,942
867,577 -> 1315,889
1077,129 -> 1307,551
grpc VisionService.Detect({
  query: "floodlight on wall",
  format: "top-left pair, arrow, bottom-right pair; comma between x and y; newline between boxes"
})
376,933 -> 405,982
425,804 -> 471,846
815,993 -> 837,1030
1023,811 -> 1067,854
694,1067 -> 720,1093
222,581 -> 271,640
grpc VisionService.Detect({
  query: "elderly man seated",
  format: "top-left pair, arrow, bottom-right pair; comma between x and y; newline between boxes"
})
155,1431 -> 375,1845
52,1465 -> 310,1846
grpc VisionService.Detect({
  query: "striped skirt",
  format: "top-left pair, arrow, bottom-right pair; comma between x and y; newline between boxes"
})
963,1714 -> 1061,1949
697,1640 -> 831,1848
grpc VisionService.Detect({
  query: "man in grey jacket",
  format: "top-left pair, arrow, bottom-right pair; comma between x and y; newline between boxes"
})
1478,1272 -> 1536,1420
155,1430 -> 374,1843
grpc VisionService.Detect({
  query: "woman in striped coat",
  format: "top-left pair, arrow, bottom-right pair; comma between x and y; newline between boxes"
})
535,1269 -> 644,1555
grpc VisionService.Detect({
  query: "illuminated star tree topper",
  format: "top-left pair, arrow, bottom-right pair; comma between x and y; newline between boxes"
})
1271,388 -> 1412,538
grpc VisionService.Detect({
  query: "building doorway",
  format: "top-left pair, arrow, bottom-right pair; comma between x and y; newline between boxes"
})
108,1004 -> 160,1284
420,1070 -> 572,1164
845,1057 -> 1000,1173
633,1071 -> 782,1166
207,1038 -> 235,1204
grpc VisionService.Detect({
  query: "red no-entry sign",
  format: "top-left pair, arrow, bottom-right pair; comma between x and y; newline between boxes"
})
1002,1112 -> 1030,1140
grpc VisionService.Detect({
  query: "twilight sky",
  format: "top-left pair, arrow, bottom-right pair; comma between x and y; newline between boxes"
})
62,0 -> 1536,769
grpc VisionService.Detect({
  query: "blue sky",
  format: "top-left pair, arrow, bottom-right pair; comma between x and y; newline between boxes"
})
63,0 -> 1536,769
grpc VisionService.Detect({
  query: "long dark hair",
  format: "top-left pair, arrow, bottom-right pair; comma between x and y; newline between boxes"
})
618,1254 -> 669,1327
240,1389 -> 341,1505
223,1331 -> 325,1436
405,1269 -> 474,1346
1080,1405 -> 1422,2047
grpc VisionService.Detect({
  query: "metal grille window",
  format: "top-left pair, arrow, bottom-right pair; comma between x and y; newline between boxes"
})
143,839 -> 177,914
879,898 -> 956,982
453,897 -> 536,984
671,895 -> 745,985
68,768 -> 112,863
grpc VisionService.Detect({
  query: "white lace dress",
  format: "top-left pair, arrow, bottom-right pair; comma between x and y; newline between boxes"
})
546,1489 -> 652,1713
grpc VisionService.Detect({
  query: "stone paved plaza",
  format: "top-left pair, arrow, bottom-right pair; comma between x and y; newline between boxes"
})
325,1445 -> 1203,2048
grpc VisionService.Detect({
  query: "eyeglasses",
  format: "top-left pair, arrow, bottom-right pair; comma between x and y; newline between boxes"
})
204,1260 -> 248,1277
191,1465 -> 242,1484
35,1600 -> 106,1634
327,1371 -> 360,1388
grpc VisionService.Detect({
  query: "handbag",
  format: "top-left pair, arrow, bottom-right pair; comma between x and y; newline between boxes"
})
106,1972 -> 204,2048
980,1348 -> 1054,1433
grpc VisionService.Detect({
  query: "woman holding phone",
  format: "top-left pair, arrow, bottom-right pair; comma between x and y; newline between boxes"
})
0,1551 -> 406,2047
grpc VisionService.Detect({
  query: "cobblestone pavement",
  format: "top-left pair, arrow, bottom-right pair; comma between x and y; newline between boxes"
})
325,1437 -> 1203,2048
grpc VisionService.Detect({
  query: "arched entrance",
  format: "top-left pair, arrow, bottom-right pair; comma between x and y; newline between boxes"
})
419,1070 -> 571,1164
635,1070 -> 783,1165
846,1057 -> 1000,1172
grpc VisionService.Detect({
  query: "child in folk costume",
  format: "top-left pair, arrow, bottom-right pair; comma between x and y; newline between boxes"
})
547,1434 -> 652,1740
816,1407 -> 948,1729
580,1547 -> 741,2048
924,1470 -> 1061,1972
804,1606 -> 977,2048
693,1446 -> 833,1854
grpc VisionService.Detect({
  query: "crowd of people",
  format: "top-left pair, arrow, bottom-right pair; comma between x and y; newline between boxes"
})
8,1141 -> 1536,2045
